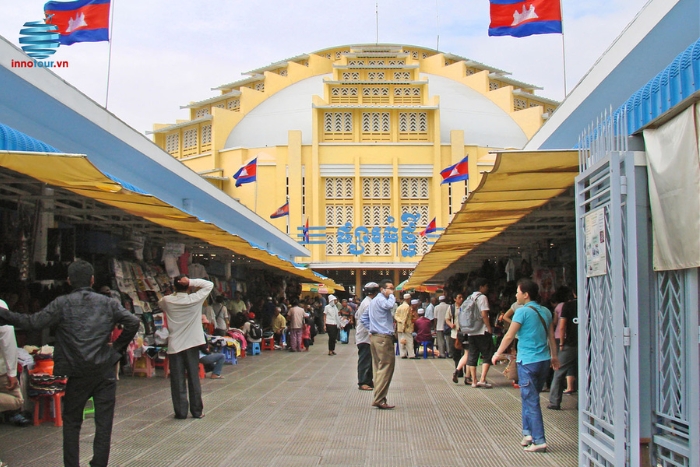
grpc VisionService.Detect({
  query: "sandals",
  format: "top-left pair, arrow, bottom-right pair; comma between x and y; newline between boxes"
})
563,389 -> 577,395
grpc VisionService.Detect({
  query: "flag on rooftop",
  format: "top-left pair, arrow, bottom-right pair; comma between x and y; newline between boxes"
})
440,156 -> 469,184
233,158 -> 257,187
270,201 -> 289,219
488,0 -> 562,38
419,218 -> 437,237
44,0 -> 110,45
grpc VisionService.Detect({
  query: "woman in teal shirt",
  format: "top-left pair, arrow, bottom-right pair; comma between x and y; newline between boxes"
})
492,279 -> 559,453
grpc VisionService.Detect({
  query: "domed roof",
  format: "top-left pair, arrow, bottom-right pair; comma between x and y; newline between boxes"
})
223,74 -> 528,150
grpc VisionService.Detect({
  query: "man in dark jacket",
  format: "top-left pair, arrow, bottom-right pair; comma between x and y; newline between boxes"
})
0,260 -> 139,467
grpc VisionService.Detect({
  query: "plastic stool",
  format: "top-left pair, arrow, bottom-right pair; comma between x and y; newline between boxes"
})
154,354 -> 170,378
32,392 -> 65,427
261,337 -> 275,351
250,342 -> 261,355
239,347 -> 246,358
132,356 -> 155,377
222,346 -> 237,364
198,363 -> 206,379
83,397 -> 95,420
420,341 -> 436,359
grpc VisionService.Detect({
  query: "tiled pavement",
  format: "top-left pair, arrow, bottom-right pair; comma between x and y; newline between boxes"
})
0,334 -> 578,466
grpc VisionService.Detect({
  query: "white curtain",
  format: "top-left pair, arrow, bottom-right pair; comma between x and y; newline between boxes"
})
642,104 -> 700,271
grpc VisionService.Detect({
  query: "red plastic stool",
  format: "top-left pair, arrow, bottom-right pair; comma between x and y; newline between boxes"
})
261,337 -> 275,351
198,363 -> 206,379
32,392 -> 65,427
154,354 -> 170,378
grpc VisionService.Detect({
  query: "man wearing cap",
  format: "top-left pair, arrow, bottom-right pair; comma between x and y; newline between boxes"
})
395,296 -> 419,359
414,308 -> 433,355
361,278 -> 397,409
355,282 -> 378,390
324,295 -> 341,356
434,295 -> 450,358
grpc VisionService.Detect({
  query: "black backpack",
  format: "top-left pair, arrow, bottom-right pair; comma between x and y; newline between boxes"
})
249,321 -> 263,340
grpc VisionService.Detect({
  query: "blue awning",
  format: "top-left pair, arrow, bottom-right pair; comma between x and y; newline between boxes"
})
0,122 -> 59,153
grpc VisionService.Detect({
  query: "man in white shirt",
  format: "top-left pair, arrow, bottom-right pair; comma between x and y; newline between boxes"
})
159,276 -> 213,419
466,278 -> 494,388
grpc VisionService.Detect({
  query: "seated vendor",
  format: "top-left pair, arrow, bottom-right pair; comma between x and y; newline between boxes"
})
271,307 -> 286,348
241,312 -> 263,345
199,336 -> 225,380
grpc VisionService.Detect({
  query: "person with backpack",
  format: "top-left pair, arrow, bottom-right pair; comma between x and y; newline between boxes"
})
462,278 -> 494,388
492,279 -> 560,453
242,312 -> 263,346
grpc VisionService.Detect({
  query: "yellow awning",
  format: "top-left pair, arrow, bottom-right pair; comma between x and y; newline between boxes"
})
0,151 -> 343,290
405,150 -> 579,288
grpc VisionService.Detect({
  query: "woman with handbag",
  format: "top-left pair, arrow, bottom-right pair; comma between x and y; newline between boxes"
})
492,279 -> 560,453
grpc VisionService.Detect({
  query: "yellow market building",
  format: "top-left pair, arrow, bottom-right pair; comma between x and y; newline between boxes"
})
151,44 -> 558,294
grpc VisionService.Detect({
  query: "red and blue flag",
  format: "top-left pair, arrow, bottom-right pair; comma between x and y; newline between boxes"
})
44,0 -> 110,46
420,218 -> 437,237
488,0 -> 562,38
440,156 -> 469,184
233,158 -> 257,187
270,201 -> 289,219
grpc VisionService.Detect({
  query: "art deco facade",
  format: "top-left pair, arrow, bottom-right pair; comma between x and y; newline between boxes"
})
151,44 -> 557,292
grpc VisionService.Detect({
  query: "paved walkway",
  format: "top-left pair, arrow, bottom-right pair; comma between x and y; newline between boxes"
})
0,335 -> 578,466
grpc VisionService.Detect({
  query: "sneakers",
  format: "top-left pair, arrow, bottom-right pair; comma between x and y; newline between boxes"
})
8,412 -> 31,427
520,435 -> 533,447
524,442 -> 548,452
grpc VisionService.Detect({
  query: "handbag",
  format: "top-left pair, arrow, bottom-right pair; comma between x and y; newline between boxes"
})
505,359 -> 518,382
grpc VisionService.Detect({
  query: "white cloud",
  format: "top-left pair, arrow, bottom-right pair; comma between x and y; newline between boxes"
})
0,0 -> 650,137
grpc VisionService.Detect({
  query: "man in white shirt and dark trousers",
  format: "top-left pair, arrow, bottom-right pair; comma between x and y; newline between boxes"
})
159,276 -> 213,419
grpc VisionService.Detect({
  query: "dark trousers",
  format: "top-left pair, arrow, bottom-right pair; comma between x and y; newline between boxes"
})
169,347 -> 203,418
357,343 -> 373,387
448,336 -> 463,374
327,324 -> 338,351
63,368 -> 117,467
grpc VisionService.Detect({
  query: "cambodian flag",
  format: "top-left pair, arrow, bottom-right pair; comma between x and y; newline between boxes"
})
270,201 -> 289,219
440,156 -> 469,184
233,158 -> 257,187
44,0 -> 110,46
420,218 -> 437,237
302,218 -> 310,243
488,0 -> 562,38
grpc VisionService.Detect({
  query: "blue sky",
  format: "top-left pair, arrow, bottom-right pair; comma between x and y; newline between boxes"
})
0,0 -> 650,135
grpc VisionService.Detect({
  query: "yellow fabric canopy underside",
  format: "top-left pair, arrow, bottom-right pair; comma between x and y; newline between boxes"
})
0,151 -> 342,290
405,150 -> 579,288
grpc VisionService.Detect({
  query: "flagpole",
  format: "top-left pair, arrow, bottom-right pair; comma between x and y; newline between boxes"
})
255,178 -> 258,214
375,1 -> 379,44
104,0 -> 115,108
286,196 -> 290,236
559,0 -> 568,97
435,0 -> 440,51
